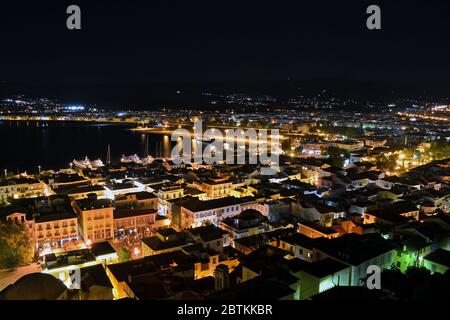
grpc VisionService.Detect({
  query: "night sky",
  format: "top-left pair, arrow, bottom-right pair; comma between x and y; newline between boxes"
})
0,0 -> 449,104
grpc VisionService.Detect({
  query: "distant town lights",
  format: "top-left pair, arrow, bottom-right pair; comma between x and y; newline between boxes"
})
66,105 -> 85,111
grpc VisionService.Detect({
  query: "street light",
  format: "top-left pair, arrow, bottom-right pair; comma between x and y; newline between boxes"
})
399,153 -> 406,167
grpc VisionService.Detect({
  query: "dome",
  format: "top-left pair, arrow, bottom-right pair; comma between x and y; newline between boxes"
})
238,209 -> 264,221
0,273 -> 67,300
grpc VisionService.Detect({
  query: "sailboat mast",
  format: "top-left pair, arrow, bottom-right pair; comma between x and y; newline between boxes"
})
106,144 -> 111,165
145,135 -> 149,157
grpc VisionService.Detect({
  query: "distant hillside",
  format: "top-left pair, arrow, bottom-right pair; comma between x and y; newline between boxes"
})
0,79 -> 448,109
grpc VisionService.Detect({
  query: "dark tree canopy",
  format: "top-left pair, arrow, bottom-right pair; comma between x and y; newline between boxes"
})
325,146 -> 350,168
0,221 -> 34,269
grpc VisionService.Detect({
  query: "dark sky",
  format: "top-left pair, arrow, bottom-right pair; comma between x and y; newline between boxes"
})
0,1 -> 449,98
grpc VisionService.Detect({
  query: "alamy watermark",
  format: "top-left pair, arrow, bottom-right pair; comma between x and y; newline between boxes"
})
67,269 -> 81,289
366,5 -> 381,30
171,121 -> 281,175
366,265 -> 381,289
66,5 -> 81,30
66,5 -> 381,31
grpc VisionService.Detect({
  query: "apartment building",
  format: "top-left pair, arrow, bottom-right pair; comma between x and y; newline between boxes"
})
179,196 -> 258,229
6,196 -> 78,251
193,177 -> 238,199
73,197 -> 114,243
113,207 -> 169,239
114,191 -> 158,210
0,177 -> 46,204
152,183 -> 184,215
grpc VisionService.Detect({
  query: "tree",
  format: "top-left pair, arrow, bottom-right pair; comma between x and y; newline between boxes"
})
118,246 -> 131,263
376,154 -> 398,171
239,119 -> 249,128
308,127 -> 319,134
281,139 -> 292,153
426,140 -> 450,161
0,221 -> 34,270
325,147 -> 350,168
379,266 -> 450,300
0,199 -> 8,208
323,126 -> 364,139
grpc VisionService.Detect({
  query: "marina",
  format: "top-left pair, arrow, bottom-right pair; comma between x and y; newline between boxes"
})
0,121 -> 173,173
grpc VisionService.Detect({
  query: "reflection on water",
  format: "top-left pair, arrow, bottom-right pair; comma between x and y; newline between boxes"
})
163,135 -> 170,158
0,121 -> 173,172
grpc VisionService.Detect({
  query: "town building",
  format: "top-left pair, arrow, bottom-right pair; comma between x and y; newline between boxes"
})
6,196 -> 79,252
73,197 -> 114,243
179,196 -> 258,229
0,177 -> 47,204
113,207 -> 169,239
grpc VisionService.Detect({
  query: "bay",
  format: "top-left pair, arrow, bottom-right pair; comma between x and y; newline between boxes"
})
0,121 -> 172,173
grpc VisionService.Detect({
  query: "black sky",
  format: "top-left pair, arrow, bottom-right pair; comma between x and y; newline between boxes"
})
0,0 -> 449,102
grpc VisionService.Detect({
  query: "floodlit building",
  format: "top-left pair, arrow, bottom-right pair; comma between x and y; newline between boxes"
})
0,177 -> 46,204
73,197 -> 114,243
113,207 -> 169,239
6,196 -> 79,252
179,196 -> 258,229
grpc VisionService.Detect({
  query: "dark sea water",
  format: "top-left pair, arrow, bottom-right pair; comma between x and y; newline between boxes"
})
0,121 -> 172,173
